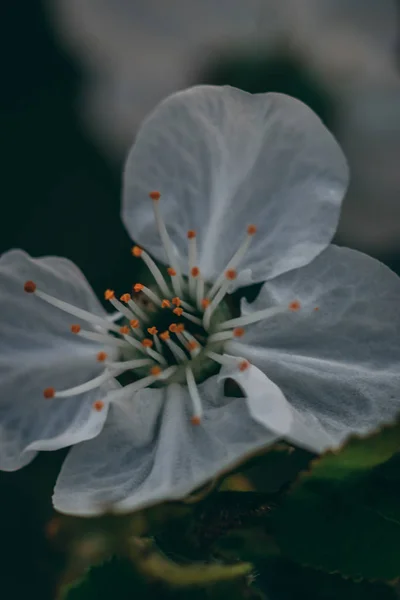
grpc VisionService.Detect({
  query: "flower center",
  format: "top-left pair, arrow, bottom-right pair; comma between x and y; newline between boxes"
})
23,191 -> 300,425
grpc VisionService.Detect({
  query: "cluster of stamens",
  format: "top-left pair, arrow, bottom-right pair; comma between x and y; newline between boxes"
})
23,191 -> 301,425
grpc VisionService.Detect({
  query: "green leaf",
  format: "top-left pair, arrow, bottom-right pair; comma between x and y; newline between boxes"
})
271,419 -> 400,580
260,559 -> 398,600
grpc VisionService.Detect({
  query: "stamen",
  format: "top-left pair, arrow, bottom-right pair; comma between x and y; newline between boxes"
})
203,270 -> 237,330
206,351 -> 238,367
97,351 -> 108,362
149,191 -> 183,295
46,370 -> 116,398
107,365 -> 177,400
289,300 -> 301,311
93,400 -> 105,412
120,325 -> 130,335
141,338 -> 153,348
105,290 -> 139,322
185,367 -> 203,425
161,299 -> 171,308
208,225 -> 257,300
148,326 -> 162,353
196,276 -> 205,311
160,331 -> 170,341
172,297 -> 181,307
106,358 -> 153,370
218,305 -> 286,330
167,267 -> 183,297
131,245 -> 171,297
130,319 -> 144,337
163,336 -> 188,362
173,307 -> 183,316
187,230 -> 198,298
126,297 -> 148,322
178,310 -> 202,326
71,326 -> 129,348
150,365 -> 162,376
122,333 -> 167,365
133,283 -> 162,306
25,283 -> 122,333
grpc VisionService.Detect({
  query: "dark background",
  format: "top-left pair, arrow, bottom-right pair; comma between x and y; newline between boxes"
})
1,2 -> 400,598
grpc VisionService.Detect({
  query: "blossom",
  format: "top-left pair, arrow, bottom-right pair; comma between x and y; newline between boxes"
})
1,86 -> 400,517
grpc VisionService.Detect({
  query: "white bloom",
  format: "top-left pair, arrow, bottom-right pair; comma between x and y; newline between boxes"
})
1,86 -> 399,517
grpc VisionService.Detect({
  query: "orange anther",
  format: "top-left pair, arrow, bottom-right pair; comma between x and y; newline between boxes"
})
147,326 -> 158,335
149,191 -> 161,201
161,299 -> 171,308
142,338 -> 153,348
131,245 -> 143,257
24,280 -> 36,293
247,224 -> 257,235
169,323 -> 178,333
201,298 -> 210,308
233,327 -> 245,338
93,400 -> 105,412
119,325 -> 130,335
133,283 -> 144,293
225,269 -> 237,281
187,341 -> 198,351
172,297 -> 181,307
167,267 -> 177,276
130,319 -> 140,329
120,293 -> 131,303
289,300 -> 301,311
191,266 -> 200,277
239,360 -> 250,371
314,306 -> 320,312
191,415 -> 201,426
176,324 -> 185,333
173,307 -> 183,316
43,387 -> 55,399
150,365 -> 162,376
70,324 -> 81,334
187,230 -> 196,239
160,331 -> 170,341
97,351 -> 108,362
104,289 -> 115,300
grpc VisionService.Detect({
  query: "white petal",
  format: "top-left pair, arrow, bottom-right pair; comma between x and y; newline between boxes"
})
122,85 -> 348,287
0,250 -> 117,470
228,245 -> 400,450
53,376 -> 278,515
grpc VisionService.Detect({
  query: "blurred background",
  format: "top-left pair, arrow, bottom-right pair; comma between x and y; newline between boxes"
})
1,1 -> 400,597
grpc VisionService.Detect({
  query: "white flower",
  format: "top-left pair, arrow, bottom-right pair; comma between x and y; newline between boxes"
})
1,86 -> 400,517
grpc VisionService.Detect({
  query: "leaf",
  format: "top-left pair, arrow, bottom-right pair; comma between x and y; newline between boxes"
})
271,419 -> 400,580
259,559 -> 398,600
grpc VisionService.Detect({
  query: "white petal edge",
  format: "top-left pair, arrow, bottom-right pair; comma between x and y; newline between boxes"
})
122,85 -> 348,288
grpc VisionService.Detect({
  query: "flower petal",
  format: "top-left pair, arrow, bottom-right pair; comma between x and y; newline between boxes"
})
0,250 -> 117,470
123,85 -> 348,286
53,376 -> 278,515
228,245 -> 400,451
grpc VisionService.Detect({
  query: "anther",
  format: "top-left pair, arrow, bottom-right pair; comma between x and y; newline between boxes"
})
93,400 -> 105,412
120,325 -> 130,335
142,338 -> 153,348
161,299 -> 171,308
233,327 -> 245,337
172,297 -> 181,307
314,306 -> 320,311
187,230 -> 196,239
169,323 -> 178,333
133,283 -> 144,293
160,331 -> 170,341
97,351 -> 108,362
147,326 -> 158,335
24,280 -> 36,293
191,416 -> 202,426
167,267 -> 177,277
187,341 -> 198,351
43,387 -> 55,399
173,307 -> 183,316
201,298 -> 210,309
176,324 -> 185,333
149,190 -> 161,201
225,269 -> 237,281
247,224 -> 257,235
191,267 -> 200,277
130,319 -> 140,329
150,366 -> 162,376
70,324 -> 81,334
131,245 -> 143,257
289,300 -> 301,311
104,289 -> 115,300
120,293 -> 131,303
239,360 -> 250,371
